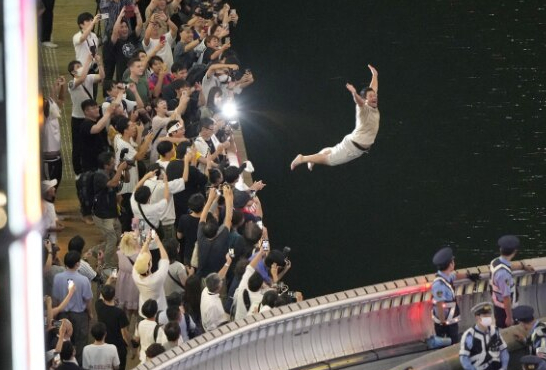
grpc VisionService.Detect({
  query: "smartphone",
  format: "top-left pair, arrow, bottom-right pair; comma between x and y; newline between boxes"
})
160,35 -> 166,43
229,248 -> 235,258
262,240 -> 269,251
54,354 -> 61,364
111,268 -> 118,278
151,229 -> 156,240
225,37 -> 230,45
230,9 -> 236,15
100,13 -> 110,20
256,220 -> 263,229
67,279 -> 74,289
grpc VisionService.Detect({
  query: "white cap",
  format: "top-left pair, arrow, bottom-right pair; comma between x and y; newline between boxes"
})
41,179 -> 58,194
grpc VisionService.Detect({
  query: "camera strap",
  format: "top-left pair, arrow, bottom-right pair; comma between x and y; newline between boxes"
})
151,128 -> 164,145
137,202 -> 159,230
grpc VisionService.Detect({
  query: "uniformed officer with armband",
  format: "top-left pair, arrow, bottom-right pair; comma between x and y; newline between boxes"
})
520,355 -> 546,370
459,302 -> 509,370
490,235 -> 534,328
513,305 -> 546,358
431,247 -> 480,345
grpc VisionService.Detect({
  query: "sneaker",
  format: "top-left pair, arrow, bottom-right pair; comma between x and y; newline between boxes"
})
41,41 -> 58,48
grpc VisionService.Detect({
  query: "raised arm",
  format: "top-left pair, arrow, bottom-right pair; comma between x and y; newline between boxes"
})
205,63 -> 239,77
199,187 -> 218,223
155,233 -> 168,260
111,7 -> 126,44
51,76 -> 67,106
134,6 -> 143,37
73,54 -> 93,88
346,83 -> 365,107
162,171 -> 170,201
223,185 -> 233,229
78,14 -> 100,44
90,94 -> 121,134
106,161 -> 128,188
134,131 -> 154,160
126,83 -> 144,108
368,64 -> 378,93
134,170 -> 156,191
218,252 -> 232,279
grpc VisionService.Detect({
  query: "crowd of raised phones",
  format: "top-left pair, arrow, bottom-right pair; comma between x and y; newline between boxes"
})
41,0 -> 301,369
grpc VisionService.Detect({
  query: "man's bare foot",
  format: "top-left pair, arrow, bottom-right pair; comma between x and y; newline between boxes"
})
290,154 -> 303,170
307,162 -> 314,171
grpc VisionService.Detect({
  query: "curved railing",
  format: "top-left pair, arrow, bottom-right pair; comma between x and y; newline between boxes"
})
137,257 -> 546,370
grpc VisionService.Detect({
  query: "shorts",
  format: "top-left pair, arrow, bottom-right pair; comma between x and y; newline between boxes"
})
327,135 -> 369,166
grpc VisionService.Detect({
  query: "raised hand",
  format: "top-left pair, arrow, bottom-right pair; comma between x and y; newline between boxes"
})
346,83 -> 356,95
368,64 -> 378,76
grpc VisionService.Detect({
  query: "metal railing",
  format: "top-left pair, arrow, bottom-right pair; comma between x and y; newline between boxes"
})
137,257 -> 546,370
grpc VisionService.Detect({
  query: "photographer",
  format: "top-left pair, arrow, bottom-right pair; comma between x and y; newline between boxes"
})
113,116 -> 154,232
93,152 -> 128,270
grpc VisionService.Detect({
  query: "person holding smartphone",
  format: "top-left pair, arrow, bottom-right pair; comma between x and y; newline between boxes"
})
52,251 -> 93,365
142,12 -> 178,71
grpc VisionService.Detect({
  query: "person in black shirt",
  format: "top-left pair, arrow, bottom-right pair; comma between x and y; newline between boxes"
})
79,98 -> 120,173
176,193 -> 205,265
93,151 -> 128,269
95,284 -> 131,370
106,6 -> 143,85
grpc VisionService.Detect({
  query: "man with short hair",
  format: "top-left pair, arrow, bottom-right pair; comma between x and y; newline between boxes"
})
93,152 -> 128,269
95,284 -> 131,370
67,235 -> 98,282
162,321 -> 182,350
234,245 -> 267,320
200,254 -> 232,332
52,251 -> 93,365
291,65 -> 380,171
196,185 -> 234,278
430,247 -> 479,345
73,12 -> 100,64
82,322 -> 120,370
513,305 -> 546,358
57,341 -> 82,370
134,299 -> 167,363
161,62 -> 189,101
490,235 -> 534,328
68,54 -> 104,211
459,302 -> 509,370
142,12 -> 177,70
193,118 -> 230,173
124,56 -> 151,106
173,25 -> 200,69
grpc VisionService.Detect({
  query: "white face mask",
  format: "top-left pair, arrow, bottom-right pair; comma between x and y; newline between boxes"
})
217,74 -> 229,83
75,67 -> 84,77
480,317 -> 493,327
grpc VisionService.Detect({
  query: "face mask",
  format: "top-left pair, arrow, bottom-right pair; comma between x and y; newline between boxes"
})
480,317 -> 493,327
217,74 -> 229,83
75,67 -> 84,77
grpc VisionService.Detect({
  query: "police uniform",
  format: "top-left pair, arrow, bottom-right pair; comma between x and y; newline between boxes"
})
513,305 -> 546,357
459,302 -> 509,370
490,235 -> 520,328
520,355 -> 546,370
431,247 -> 460,344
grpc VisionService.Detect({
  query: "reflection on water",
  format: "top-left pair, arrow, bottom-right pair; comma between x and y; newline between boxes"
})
233,0 -> 546,297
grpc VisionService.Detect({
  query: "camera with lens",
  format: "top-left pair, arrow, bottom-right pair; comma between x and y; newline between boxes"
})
276,282 -> 298,303
119,148 -> 135,167
282,246 -> 291,259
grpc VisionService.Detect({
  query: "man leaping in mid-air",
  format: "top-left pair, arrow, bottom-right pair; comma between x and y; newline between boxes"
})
291,64 -> 380,171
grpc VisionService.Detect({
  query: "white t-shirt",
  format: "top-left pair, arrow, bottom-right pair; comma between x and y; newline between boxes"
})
351,103 -> 380,146
131,197 -> 168,232
133,258 -> 169,318
43,99 -> 61,153
234,265 -> 263,320
114,135 -> 139,194
144,177 -> 185,226
68,75 -> 101,118
82,343 -> 120,370
149,116 -> 171,163
194,134 -> 221,173
201,74 -> 242,106
101,98 -> 137,118
43,201 -> 57,244
135,319 -> 167,363
143,32 -> 175,70
200,287 -> 228,332
73,31 -> 99,63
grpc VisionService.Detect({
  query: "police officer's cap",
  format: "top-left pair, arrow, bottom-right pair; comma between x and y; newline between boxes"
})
520,355 -> 546,370
513,305 -> 535,323
432,247 -> 454,267
498,234 -> 520,253
471,302 -> 493,316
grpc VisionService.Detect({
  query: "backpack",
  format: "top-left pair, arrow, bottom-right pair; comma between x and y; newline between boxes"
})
76,170 -> 96,210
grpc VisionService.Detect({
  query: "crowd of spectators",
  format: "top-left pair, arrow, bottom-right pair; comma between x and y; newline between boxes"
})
41,1 -> 301,369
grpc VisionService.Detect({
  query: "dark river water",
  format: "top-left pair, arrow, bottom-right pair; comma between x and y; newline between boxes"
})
229,0 -> 546,298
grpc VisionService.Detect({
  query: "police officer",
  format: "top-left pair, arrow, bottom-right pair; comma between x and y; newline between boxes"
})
431,247 -> 479,344
520,355 -> 546,370
459,302 -> 509,370
513,305 -> 546,358
489,235 -> 534,328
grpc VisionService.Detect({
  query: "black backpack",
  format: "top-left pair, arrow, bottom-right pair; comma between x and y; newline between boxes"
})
76,170 -> 96,210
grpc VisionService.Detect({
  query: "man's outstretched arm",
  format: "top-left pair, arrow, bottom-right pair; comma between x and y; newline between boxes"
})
368,64 -> 378,93
346,83 -> 365,107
